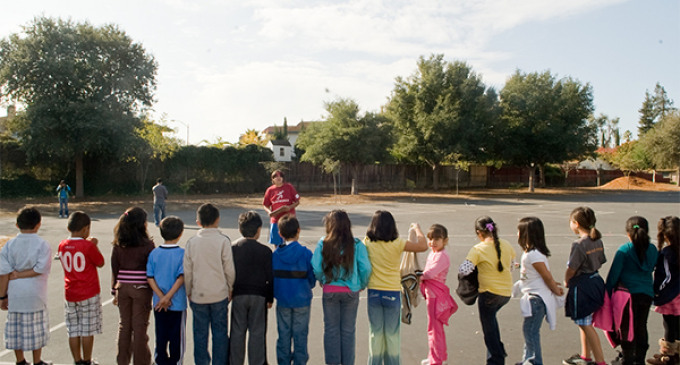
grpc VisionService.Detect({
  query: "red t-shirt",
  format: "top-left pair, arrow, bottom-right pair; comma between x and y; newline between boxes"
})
58,238 -> 105,302
262,183 -> 300,223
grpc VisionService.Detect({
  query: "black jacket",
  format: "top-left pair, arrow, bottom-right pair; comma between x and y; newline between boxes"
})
654,246 -> 680,306
565,271 -> 605,320
232,238 -> 274,303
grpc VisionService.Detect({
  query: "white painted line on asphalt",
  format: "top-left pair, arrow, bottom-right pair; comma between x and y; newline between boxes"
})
0,298 -> 115,359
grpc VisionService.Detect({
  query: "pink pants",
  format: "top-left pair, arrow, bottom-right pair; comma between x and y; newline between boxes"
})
427,297 -> 447,365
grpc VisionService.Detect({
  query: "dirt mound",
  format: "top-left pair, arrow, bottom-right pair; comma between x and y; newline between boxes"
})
600,176 -> 679,191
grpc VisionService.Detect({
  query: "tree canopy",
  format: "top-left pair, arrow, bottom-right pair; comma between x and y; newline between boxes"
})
639,111 -> 680,171
0,17 -> 157,196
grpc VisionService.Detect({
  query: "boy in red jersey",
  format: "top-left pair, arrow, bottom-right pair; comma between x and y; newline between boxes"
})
262,170 -> 300,245
58,211 -> 105,365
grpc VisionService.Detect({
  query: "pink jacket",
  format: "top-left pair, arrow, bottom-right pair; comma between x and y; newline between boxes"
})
593,289 -> 634,346
420,279 -> 458,324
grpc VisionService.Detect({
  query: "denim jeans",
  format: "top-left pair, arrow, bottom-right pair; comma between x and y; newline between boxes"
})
522,295 -> 546,365
229,295 -> 267,365
59,197 -> 69,217
322,291 -> 360,365
478,292 -> 510,365
190,298 -> 229,365
276,305 -> 311,365
367,289 -> 401,365
153,202 -> 166,226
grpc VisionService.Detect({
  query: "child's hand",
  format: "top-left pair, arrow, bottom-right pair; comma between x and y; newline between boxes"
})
267,302 -> 273,309
113,296 -> 118,306
156,296 -> 172,311
88,237 -> 99,246
0,298 -> 7,311
8,271 -> 18,281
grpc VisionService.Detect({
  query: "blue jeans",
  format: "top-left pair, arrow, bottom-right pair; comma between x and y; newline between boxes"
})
276,305 -> 311,365
322,291 -> 360,365
59,197 -> 69,216
478,292 -> 510,365
190,298 -> 229,365
367,289 -> 401,365
269,222 -> 283,245
153,202 -> 166,226
522,295 -> 546,365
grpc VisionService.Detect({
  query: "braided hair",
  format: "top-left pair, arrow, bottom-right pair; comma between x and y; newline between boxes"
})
475,216 -> 503,272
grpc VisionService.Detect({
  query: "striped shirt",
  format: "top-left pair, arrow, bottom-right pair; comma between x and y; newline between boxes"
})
111,239 -> 155,293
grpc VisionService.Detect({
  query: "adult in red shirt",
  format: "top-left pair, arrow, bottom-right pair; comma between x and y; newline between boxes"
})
58,211 -> 105,365
263,170 -> 300,245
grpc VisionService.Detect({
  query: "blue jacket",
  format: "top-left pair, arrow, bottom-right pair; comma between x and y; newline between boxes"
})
654,246 -> 680,306
312,237 -> 372,292
565,271 -> 605,320
606,242 -> 657,297
272,241 -> 315,308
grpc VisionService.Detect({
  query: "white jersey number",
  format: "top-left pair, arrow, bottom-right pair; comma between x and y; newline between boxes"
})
61,252 -> 86,273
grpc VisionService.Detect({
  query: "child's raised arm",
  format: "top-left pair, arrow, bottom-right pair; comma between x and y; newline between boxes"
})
404,223 -> 427,252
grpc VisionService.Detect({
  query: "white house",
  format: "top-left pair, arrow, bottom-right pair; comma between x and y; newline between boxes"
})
268,139 -> 293,162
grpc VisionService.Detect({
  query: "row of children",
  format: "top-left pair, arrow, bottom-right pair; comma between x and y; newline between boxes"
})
0,205 -> 678,365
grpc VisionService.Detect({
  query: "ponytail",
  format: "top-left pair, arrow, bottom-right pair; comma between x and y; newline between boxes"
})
570,206 -> 602,241
658,216 -> 680,256
475,216 -> 503,272
626,216 -> 650,263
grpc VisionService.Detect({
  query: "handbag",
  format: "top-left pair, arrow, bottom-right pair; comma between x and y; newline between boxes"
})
456,267 -> 479,306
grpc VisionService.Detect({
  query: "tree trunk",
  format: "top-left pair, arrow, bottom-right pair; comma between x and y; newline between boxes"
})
455,168 -> 460,195
351,164 -> 358,195
75,151 -> 84,197
332,173 -> 337,195
539,164 -> 546,188
432,164 -> 439,191
528,165 -> 535,193
596,168 -> 602,186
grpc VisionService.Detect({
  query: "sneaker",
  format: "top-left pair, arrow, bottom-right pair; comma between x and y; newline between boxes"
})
77,360 -> 99,365
564,354 -> 588,365
53,253 -> 60,260
34,361 -> 52,365
611,351 -> 624,365
421,360 -> 430,365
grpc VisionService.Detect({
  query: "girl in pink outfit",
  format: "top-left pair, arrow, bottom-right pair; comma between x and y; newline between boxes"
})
420,224 -> 457,365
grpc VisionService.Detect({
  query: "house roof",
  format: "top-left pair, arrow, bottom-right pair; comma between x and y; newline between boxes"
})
269,139 -> 291,146
262,121 -> 319,135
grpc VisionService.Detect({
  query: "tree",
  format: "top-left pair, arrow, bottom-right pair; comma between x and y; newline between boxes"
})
296,98 -> 392,194
610,141 -> 652,188
0,17 -> 157,197
499,70 -> 596,191
640,111 -> 680,178
239,128 -> 269,147
654,83 -> 676,119
386,55 -> 498,190
638,83 -> 676,136
127,116 -> 182,192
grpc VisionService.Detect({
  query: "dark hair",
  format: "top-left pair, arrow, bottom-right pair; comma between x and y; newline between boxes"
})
321,210 -> 355,282
657,216 -> 679,256
475,216 -> 504,272
625,216 -> 650,263
239,211 -> 263,238
427,224 -> 448,240
570,206 -> 602,241
16,206 -> 41,230
157,178 -> 163,184
113,207 -> 149,247
271,170 -> 285,180
518,217 -> 550,257
197,203 -> 220,227
67,211 -> 91,232
278,215 -> 300,240
366,211 -> 399,242
160,216 -> 184,241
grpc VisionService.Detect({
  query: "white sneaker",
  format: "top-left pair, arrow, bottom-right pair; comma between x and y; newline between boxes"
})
421,360 -> 430,365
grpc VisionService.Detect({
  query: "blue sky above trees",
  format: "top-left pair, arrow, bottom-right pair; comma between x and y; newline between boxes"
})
0,0 -> 677,144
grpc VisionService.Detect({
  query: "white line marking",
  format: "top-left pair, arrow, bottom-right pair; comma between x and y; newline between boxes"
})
0,298 -> 115,359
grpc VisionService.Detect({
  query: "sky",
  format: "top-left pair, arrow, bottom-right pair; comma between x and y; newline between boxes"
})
1,0 -> 678,145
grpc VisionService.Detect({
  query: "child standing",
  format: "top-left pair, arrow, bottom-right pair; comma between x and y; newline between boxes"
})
364,211 -> 428,365
229,211 -> 274,365
647,216 -> 680,365
514,217 -> 564,365
420,224 -> 457,365
58,211 -> 106,365
184,203 -> 235,365
272,215 -> 315,365
563,207 -> 607,365
263,170 -> 300,245
56,180 -> 72,218
146,216 -> 187,365
111,207 -> 155,365
0,207 -> 52,365
605,216 -> 658,365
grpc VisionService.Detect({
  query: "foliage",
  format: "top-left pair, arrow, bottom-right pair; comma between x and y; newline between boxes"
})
610,141 -> 652,175
239,128 -> 269,147
589,113 -> 620,148
499,70 -> 596,180
126,116 -> 182,191
638,83 -> 676,136
0,17 -> 157,196
297,98 -> 392,169
271,117 -> 288,140
639,111 -> 680,170
386,55 -> 497,170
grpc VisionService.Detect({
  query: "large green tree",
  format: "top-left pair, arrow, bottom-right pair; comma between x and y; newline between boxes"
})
296,98 -> 392,194
0,17 -> 157,196
638,83 -> 676,136
499,70 -> 596,190
640,111 -> 680,177
386,55 -> 499,190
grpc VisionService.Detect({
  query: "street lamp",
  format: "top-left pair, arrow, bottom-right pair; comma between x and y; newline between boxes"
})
171,119 -> 189,146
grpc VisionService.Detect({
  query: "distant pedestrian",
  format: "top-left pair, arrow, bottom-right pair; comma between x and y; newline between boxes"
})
57,180 -> 72,218
58,211 -> 106,365
312,210 -> 372,365
111,207 -> 155,365
152,179 -> 169,227
263,170 -> 300,245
